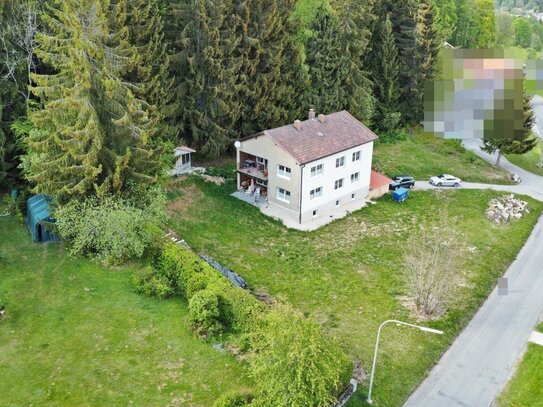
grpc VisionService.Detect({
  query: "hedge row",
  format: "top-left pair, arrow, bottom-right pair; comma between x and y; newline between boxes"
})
134,242 -> 264,336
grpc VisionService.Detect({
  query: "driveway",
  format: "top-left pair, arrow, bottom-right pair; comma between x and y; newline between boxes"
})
404,143 -> 543,406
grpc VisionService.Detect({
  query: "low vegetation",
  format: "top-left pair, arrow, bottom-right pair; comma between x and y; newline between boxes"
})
0,213 -> 251,406
497,323 -> 543,407
167,176 -> 543,406
505,139 -> 543,176
372,131 -> 512,184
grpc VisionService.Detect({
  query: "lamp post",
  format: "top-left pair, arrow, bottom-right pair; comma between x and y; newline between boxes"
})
366,320 -> 444,405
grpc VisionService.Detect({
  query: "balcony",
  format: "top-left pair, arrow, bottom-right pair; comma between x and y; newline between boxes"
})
238,153 -> 268,181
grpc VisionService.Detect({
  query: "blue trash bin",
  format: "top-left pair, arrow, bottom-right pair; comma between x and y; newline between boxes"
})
392,187 -> 409,202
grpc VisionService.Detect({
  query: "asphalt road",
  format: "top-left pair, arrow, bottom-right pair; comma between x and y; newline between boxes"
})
404,211 -> 543,407
404,143 -> 543,406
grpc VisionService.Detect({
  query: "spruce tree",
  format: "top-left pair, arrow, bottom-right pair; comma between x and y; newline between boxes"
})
481,90 -> 537,166
333,0 -> 375,124
369,14 -> 401,132
110,0 -> 176,142
413,0 -> 441,123
378,0 -> 419,124
305,5 -> 350,115
238,0 -> 307,135
26,0 -> 160,202
178,0 -> 242,157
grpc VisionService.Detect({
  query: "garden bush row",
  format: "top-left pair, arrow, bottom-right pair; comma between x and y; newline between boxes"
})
134,242 -> 352,406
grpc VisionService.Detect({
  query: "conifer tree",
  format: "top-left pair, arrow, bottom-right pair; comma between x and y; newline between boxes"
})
305,5 -> 350,114
413,0 -> 441,123
26,0 -> 160,202
333,0 -> 375,124
369,14 -> 401,132
481,90 -> 537,166
178,0 -> 242,157
237,0 -> 307,135
110,0 -> 176,142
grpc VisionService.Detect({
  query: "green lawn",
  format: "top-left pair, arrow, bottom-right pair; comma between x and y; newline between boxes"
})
496,323 -> 543,407
506,140 -> 543,176
167,176 -> 543,406
373,132 -> 512,184
0,214 -> 251,406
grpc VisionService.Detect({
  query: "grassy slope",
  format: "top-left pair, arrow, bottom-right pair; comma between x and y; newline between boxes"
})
167,176 -> 543,406
373,132 -> 512,184
0,215 -> 251,406
496,323 -> 543,407
506,140 -> 543,176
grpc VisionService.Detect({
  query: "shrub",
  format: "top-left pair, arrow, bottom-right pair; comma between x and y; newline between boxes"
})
55,194 -> 165,265
189,288 -> 222,336
213,390 -> 254,407
133,266 -> 174,299
249,303 -> 352,407
378,128 -> 408,144
148,242 -> 265,335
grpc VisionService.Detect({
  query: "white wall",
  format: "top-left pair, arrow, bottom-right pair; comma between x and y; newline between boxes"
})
300,142 -> 373,222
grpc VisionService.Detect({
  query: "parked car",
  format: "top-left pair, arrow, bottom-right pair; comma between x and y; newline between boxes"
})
429,174 -> 461,187
389,175 -> 415,190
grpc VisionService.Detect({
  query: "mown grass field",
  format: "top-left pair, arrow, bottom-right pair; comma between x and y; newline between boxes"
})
373,132 -> 511,184
497,323 -> 543,407
506,140 -> 543,176
167,175 -> 543,406
0,213 -> 251,406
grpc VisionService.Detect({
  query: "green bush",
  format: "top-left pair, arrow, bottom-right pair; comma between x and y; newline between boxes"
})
133,266 -> 174,299
378,128 -> 408,144
189,288 -> 222,336
213,390 -> 253,407
249,303 -> 352,407
55,194 -> 165,265
144,242 -> 265,335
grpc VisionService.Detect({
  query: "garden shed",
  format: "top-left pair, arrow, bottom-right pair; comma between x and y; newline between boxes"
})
26,194 -> 58,243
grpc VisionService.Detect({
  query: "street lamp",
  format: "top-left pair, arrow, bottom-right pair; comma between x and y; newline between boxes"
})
366,319 -> 444,405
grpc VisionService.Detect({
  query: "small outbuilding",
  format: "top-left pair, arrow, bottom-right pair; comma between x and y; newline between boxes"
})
26,194 -> 58,243
172,146 -> 196,176
368,170 -> 393,199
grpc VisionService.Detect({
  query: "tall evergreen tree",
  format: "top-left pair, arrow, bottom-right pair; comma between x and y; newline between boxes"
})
333,0 -> 375,124
110,0 -> 176,142
178,0 -> 242,157
413,0 -> 440,123
237,0 -> 307,136
305,5 -> 350,114
481,90 -> 537,166
26,0 -> 160,202
369,14 -> 401,132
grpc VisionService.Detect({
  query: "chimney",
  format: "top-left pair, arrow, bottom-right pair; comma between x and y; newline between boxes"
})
294,119 -> 302,131
318,114 -> 325,123
308,108 -> 316,120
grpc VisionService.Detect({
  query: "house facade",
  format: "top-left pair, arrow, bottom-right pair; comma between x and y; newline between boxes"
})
235,110 -> 378,226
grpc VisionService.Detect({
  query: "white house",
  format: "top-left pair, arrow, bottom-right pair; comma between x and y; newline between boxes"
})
234,110 -> 380,228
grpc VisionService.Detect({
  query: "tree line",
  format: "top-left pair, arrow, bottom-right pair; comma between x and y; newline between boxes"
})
1,0 -> 444,196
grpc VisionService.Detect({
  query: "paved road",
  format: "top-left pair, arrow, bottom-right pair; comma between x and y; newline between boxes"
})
404,213 -> 543,407
404,144 -> 543,407
531,95 -> 543,139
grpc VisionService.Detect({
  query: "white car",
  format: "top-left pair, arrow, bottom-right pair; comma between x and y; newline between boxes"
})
429,174 -> 461,187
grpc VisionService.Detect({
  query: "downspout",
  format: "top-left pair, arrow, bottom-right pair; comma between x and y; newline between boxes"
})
299,164 -> 304,224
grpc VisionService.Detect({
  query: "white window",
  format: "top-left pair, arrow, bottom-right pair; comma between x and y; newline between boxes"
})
277,164 -> 291,179
351,172 -> 360,183
310,186 -> 323,200
312,209 -> 318,217
352,151 -> 361,161
335,156 -> 346,168
336,200 -> 340,207
276,187 -> 291,203
334,178 -> 344,190
351,193 -> 355,200
310,163 -> 324,177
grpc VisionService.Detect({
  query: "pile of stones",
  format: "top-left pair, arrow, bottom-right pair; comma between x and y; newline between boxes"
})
486,194 -> 529,224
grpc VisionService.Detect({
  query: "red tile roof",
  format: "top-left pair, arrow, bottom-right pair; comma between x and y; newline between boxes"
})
370,170 -> 392,190
259,111 -> 378,164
